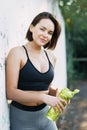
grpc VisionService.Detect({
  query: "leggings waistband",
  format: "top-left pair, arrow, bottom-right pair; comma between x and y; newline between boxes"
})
11,101 -> 47,111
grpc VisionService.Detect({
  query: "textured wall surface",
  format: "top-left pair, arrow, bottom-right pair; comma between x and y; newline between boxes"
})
0,3 -> 9,129
0,0 -> 66,129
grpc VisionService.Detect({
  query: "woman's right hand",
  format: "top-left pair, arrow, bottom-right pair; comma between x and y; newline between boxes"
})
43,94 -> 67,113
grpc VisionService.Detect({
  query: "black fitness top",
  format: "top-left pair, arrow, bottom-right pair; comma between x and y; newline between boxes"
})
11,45 -> 54,111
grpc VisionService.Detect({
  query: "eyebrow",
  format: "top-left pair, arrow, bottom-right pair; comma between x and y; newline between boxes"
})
41,26 -> 54,33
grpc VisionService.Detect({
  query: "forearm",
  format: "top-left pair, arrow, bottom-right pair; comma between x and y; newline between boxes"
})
7,88 -> 67,112
6,88 -> 46,104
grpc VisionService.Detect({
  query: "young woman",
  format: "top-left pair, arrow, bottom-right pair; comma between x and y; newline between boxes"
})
6,12 -> 67,130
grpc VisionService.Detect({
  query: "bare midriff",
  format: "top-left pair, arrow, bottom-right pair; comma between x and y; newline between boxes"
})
21,90 -> 48,106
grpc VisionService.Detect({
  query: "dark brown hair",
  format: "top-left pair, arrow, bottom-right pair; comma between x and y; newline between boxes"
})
26,12 -> 61,50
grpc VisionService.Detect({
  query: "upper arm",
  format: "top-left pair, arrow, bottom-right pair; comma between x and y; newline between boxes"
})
6,47 -> 21,93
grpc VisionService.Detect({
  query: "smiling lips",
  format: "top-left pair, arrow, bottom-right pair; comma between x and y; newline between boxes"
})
40,38 -> 48,43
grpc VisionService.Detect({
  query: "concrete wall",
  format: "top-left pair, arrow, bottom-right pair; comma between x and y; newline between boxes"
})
0,0 -> 67,129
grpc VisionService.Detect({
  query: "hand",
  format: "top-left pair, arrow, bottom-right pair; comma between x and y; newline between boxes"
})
43,94 -> 67,113
48,87 -> 58,96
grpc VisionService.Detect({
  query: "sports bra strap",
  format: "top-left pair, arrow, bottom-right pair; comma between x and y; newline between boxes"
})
22,46 -> 50,62
44,50 -> 50,62
22,45 -> 29,59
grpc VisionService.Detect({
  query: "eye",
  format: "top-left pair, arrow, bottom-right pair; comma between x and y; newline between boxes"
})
40,28 -> 45,31
48,31 -> 53,35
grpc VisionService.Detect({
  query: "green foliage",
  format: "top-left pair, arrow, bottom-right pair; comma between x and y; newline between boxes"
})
58,0 -> 87,85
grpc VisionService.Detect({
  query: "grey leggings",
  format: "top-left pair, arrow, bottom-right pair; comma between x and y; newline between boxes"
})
10,104 -> 58,130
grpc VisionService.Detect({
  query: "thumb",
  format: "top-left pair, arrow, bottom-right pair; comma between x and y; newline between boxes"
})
55,88 -> 58,96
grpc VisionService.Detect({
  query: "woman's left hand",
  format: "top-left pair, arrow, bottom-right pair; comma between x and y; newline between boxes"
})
48,85 -> 58,96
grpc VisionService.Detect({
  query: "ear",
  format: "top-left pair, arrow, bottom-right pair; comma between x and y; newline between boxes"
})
30,24 -> 34,32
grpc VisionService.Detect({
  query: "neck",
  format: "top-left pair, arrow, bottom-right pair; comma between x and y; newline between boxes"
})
26,42 -> 43,53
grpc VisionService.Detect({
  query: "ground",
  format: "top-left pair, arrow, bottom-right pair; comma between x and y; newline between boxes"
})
56,80 -> 87,130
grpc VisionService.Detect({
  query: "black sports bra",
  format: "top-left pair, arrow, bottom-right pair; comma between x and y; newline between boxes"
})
11,45 -> 54,111
18,45 -> 54,91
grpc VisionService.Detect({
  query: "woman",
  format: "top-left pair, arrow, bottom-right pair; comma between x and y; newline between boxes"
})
6,12 -> 67,130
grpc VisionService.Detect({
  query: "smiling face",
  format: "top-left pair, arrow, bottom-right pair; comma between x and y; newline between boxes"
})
30,18 -> 55,47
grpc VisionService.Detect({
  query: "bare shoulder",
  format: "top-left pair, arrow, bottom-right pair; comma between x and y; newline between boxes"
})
6,46 -> 23,64
6,46 -> 23,61
46,50 -> 57,67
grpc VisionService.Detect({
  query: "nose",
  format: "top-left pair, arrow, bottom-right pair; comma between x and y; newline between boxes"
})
43,31 -> 48,38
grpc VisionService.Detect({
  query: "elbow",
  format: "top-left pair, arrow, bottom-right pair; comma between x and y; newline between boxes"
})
6,91 -> 12,100
6,88 -> 14,100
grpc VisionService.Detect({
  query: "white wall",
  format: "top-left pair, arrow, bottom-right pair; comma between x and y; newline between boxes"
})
51,1 -> 67,90
0,2 -> 10,129
0,0 -> 67,129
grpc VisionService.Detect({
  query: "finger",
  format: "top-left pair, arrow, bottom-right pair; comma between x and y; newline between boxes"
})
59,98 -> 67,106
54,100 -> 64,113
57,101 -> 65,112
53,106 -> 58,113
53,104 -> 62,113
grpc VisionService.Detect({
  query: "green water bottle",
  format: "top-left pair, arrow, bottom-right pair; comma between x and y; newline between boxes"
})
46,87 -> 80,121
